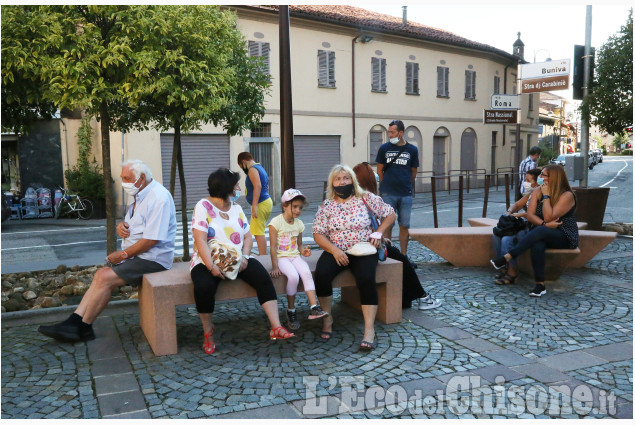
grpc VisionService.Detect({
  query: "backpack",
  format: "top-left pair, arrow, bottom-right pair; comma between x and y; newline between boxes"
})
493,214 -> 527,237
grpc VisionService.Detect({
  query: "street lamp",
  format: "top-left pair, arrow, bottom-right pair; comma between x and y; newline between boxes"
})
533,49 -> 552,63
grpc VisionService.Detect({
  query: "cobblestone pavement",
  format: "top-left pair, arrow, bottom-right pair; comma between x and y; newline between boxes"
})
2,238 -> 632,419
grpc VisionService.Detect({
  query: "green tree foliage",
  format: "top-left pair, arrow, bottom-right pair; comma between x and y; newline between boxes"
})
612,132 -> 628,150
127,6 -> 269,259
1,6 -> 58,134
64,117 -> 105,199
583,10 -> 633,134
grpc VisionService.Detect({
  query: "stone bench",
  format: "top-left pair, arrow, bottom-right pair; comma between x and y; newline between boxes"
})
467,217 -> 588,229
139,252 -> 403,356
409,227 -> 581,281
466,218 -> 615,268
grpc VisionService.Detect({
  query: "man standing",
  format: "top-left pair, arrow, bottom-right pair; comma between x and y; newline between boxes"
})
376,119 -> 419,261
519,146 -> 542,196
39,159 -> 176,342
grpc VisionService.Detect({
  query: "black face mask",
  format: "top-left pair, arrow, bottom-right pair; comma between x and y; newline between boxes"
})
333,183 -> 354,199
242,166 -> 249,175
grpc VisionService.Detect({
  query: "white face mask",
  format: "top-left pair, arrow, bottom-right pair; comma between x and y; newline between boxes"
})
523,181 -> 534,192
389,137 -> 400,144
122,177 -> 141,197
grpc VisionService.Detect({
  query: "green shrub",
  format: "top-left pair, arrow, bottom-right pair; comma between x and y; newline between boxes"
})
64,117 -> 105,199
622,149 -> 632,155
537,144 -> 557,167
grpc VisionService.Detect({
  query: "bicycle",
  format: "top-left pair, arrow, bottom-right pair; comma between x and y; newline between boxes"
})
54,187 -> 94,220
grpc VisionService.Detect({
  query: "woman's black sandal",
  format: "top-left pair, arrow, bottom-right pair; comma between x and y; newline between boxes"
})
494,268 -> 508,280
494,274 -> 518,285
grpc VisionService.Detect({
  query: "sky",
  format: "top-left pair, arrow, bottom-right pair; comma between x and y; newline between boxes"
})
361,0 -> 632,106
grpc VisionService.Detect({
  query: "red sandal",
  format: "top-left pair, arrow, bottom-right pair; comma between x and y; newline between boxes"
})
270,326 -> 295,340
203,329 -> 215,354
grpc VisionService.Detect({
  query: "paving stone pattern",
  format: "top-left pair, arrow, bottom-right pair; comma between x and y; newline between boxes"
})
1,238 -> 632,419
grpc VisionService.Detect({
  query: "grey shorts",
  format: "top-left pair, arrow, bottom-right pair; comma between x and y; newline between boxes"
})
111,257 -> 167,287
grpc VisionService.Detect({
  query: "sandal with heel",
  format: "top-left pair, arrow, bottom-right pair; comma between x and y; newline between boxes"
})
270,326 -> 295,340
494,274 -> 518,285
203,329 -> 215,355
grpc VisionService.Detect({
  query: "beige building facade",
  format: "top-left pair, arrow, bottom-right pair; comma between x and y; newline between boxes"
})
54,5 -> 539,212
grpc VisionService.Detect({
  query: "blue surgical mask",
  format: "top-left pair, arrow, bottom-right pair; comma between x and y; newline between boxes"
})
230,190 -> 241,203
537,177 -> 544,186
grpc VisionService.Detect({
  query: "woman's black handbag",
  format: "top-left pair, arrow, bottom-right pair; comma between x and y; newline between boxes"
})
493,214 -> 527,237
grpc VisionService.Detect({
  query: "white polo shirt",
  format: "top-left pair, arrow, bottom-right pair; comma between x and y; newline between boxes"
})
121,180 -> 177,269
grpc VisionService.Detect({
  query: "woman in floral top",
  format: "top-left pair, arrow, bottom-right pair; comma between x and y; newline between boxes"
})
191,168 -> 295,355
312,164 -> 396,351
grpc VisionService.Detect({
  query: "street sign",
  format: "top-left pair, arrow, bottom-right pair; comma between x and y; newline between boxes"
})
520,75 -> 569,93
490,94 -> 519,110
520,59 -> 570,79
483,109 -> 517,124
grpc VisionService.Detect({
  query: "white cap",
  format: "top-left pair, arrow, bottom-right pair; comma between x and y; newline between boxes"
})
281,188 -> 306,203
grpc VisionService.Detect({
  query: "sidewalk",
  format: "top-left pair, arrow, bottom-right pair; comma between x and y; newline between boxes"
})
1,237 -> 632,418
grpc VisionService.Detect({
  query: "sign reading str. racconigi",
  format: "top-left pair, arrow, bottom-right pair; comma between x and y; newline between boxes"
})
520,75 -> 570,94
483,109 -> 518,124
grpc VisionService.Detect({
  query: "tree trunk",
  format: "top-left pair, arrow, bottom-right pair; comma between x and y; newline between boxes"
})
175,124 -> 190,260
100,102 -> 117,254
169,131 -> 178,196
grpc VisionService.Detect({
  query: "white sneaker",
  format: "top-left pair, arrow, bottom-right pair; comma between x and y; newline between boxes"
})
418,295 -> 442,310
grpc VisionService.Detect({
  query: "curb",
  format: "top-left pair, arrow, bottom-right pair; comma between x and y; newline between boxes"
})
1,298 -> 138,323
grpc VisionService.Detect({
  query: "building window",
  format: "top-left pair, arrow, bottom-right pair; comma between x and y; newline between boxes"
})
250,122 -> 271,138
248,40 -> 270,81
465,70 -> 476,100
437,66 -> 449,97
406,62 -> 419,95
372,57 -> 387,92
369,130 -> 384,162
317,50 -> 336,88
494,76 -> 501,94
528,93 -> 534,110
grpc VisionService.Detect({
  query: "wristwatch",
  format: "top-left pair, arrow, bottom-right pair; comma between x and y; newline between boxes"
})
543,195 -> 550,199
121,250 -> 129,259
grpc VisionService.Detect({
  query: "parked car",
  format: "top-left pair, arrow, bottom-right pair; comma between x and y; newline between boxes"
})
593,148 -> 603,163
550,154 -> 569,166
588,151 -> 596,169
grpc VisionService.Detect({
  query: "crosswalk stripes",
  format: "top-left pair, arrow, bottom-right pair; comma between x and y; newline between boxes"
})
173,221 -> 316,257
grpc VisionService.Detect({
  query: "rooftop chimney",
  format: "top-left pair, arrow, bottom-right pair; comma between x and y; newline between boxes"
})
402,6 -> 407,27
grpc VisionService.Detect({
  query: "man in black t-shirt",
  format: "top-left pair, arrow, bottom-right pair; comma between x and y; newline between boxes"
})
375,120 -> 419,258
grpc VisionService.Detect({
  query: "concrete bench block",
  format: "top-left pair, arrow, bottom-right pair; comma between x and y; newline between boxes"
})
139,252 -> 402,356
409,227 -> 495,267
568,230 -> 617,268
467,217 -> 587,229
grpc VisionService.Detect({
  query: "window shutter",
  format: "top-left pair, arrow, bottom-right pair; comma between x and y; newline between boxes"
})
471,71 -> 476,99
248,40 -> 259,57
318,50 -> 327,86
262,42 -> 270,75
494,76 -> 500,95
437,66 -> 443,96
380,58 -> 386,91
328,51 -> 335,86
372,57 -> 380,91
406,62 -> 412,93
444,67 -> 450,97
465,70 -> 470,99
413,63 -> 419,94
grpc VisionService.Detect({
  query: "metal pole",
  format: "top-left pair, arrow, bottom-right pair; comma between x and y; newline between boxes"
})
431,176 -> 438,228
580,5 -> 592,188
505,173 -> 511,211
279,5 -> 295,190
483,174 -> 490,217
458,175 -> 463,227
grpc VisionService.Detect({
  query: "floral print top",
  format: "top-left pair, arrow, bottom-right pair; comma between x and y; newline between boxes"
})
312,193 -> 394,251
190,198 -> 250,270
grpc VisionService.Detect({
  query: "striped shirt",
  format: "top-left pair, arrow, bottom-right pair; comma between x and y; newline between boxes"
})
519,156 -> 537,194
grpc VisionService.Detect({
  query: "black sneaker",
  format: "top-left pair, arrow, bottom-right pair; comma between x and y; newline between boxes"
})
529,284 -> 547,297
79,326 -> 96,342
490,256 -> 508,270
38,322 -> 81,342
409,260 -> 418,269
307,305 -> 329,320
286,310 -> 300,330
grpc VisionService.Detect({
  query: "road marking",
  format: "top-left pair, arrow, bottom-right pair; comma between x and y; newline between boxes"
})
1,240 -> 106,251
600,160 -> 629,188
3,226 -> 106,235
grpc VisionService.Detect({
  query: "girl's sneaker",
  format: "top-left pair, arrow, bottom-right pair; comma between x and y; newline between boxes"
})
286,309 -> 300,330
308,305 -> 329,320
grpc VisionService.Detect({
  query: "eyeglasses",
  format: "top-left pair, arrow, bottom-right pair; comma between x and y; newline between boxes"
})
540,173 -> 549,177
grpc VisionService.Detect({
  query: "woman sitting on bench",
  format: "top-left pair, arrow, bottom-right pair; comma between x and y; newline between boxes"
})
491,165 -> 579,297
312,164 -> 396,351
190,168 -> 295,355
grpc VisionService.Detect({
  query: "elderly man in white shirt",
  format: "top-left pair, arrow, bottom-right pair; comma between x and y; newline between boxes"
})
39,159 -> 176,343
